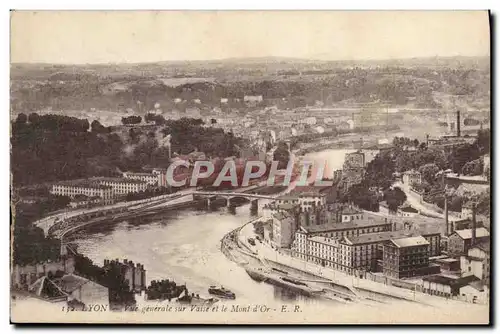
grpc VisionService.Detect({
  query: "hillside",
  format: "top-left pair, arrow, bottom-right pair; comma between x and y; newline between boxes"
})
10,56 -> 490,114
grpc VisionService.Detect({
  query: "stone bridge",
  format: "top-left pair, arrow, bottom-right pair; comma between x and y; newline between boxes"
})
193,190 -> 280,212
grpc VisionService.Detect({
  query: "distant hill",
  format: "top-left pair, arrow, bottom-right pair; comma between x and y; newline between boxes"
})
10,55 -> 490,114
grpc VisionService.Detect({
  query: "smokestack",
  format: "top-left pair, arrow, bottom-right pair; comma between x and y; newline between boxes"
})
456,110 -> 461,137
471,202 -> 477,246
445,194 -> 449,236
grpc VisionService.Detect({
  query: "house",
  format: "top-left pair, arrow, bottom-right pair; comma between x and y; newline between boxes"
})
28,273 -> 109,307
459,281 -> 489,304
402,170 -> 422,186
337,121 -> 351,131
244,95 -> 263,106
451,218 -> 484,233
460,201 -> 474,220
431,257 -> 461,272
271,212 -> 296,248
483,154 -> 490,175
340,206 -> 364,223
460,240 -> 490,286
422,274 -> 480,298
53,274 -> 109,306
103,259 -> 146,293
397,204 -> 419,217
12,257 -> 76,290
382,236 -> 435,279
448,228 -> 489,256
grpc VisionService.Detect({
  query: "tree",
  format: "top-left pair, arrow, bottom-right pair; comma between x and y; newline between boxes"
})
91,120 -> 110,133
273,142 -> 290,169
462,158 -> 484,176
476,129 -> 490,155
15,113 -> 27,124
418,163 -> 440,184
121,116 -> 142,125
384,187 -> 407,213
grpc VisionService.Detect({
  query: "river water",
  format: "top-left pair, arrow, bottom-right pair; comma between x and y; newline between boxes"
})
71,149 -> 353,305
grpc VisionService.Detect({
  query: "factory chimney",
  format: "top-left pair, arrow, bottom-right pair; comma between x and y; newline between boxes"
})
444,194 -> 449,236
471,202 -> 477,246
456,110 -> 461,137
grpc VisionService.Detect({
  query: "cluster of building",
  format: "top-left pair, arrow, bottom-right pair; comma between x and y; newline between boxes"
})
11,246 -> 147,308
260,182 -> 490,303
49,167 -> 173,207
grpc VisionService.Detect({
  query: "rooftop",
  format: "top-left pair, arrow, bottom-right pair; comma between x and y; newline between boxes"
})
343,230 -> 410,245
471,240 -> 490,254
390,236 -> 429,248
342,206 -> 362,215
423,274 -> 479,288
273,212 -> 293,221
399,205 -> 419,213
276,194 -> 299,201
309,236 -> 339,247
272,203 -> 298,211
53,179 -> 112,190
291,185 -> 331,196
92,177 -> 149,185
124,172 -> 156,177
52,274 -> 90,293
304,217 -> 392,234
435,258 -> 459,264
403,169 -> 421,175
454,227 -> 490,240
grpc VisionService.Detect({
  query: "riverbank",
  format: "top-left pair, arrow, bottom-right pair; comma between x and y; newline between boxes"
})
52,194 -> 197,239
35,190 -> 196,235
222,219 -> 488,310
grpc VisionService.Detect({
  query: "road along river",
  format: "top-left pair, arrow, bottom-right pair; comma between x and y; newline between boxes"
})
65,148 -> 489,323
67,149 -> 354,306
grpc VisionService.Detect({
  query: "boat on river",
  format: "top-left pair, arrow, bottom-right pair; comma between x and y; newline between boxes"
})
177,291 -> 219,306
208,285 -> 236,299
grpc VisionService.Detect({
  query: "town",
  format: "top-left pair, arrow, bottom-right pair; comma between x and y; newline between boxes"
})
11,107 -> 490,309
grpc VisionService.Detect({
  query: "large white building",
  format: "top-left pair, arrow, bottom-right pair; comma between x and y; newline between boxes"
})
275,191 -> 327,212
51,181 -> 114,203
292,228 -> 439,276
460,240 -> 490,287
96,178 -> 148,196
51,177 -> 148,201
271,212 -> 297,248
123,172 -> 159,186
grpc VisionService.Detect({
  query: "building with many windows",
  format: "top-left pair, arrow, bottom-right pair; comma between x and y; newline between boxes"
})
340,206 -> 364,222
51,180 -> 114,204
460,240 -> 490,287
271,212 -> 297,248
51,177 -> 149,202
94,177 -> 148,197
402,169 -> 422,186
275,189 -> 328,213
123,172 -> 159,186
103,259 -> 146,293
291,226 -> 440,276
300,217 -> 394,240
382,236 -> 436,279
448,228 -> 490,256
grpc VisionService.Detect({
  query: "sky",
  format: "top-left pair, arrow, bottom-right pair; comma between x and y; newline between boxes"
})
10,11 -> 490,64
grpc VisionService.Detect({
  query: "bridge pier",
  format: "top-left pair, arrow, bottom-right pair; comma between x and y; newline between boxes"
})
250,199 -> 258,216
207,196 -> 217,210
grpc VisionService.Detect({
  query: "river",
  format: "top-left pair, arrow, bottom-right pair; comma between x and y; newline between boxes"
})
70,149 -> 353,305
